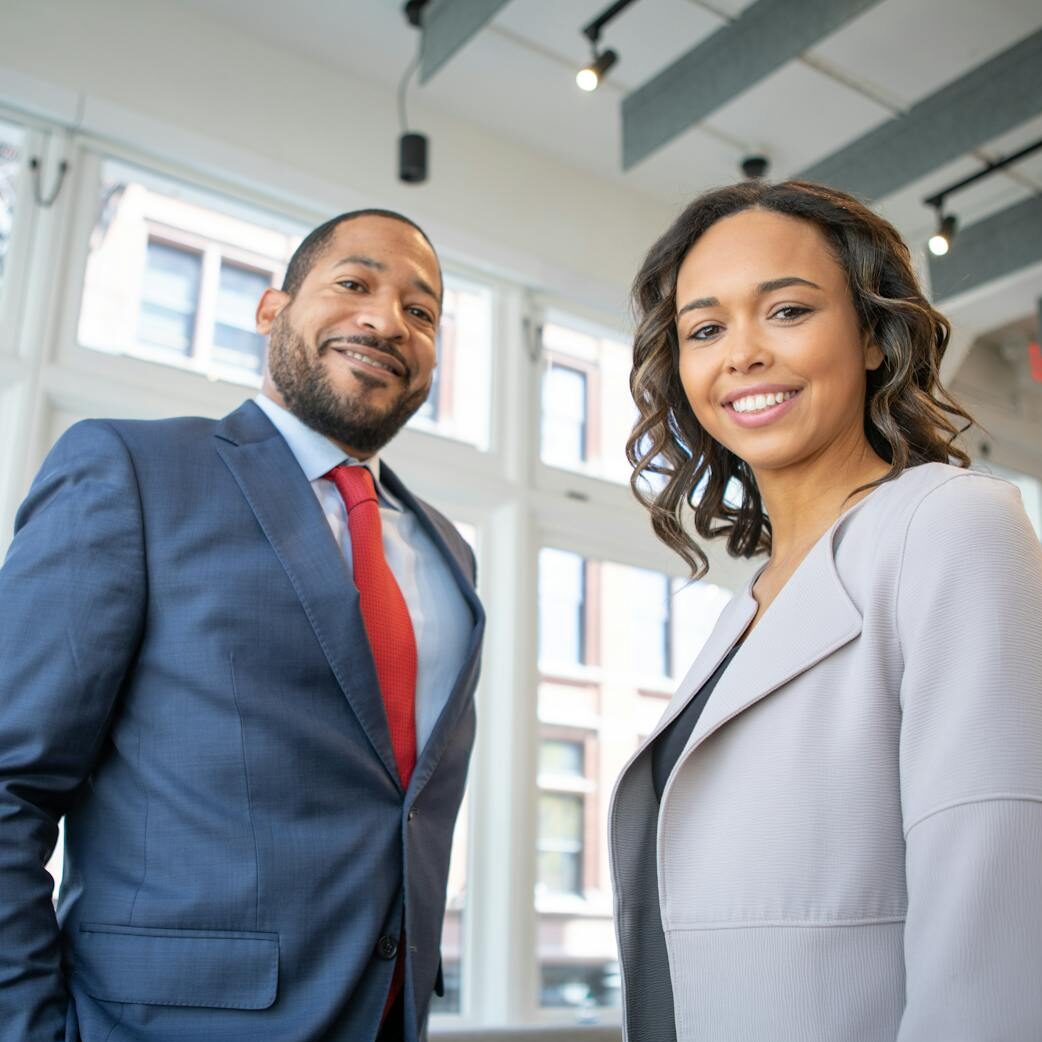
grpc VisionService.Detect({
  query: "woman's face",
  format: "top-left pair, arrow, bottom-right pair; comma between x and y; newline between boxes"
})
674,208 -> 882,477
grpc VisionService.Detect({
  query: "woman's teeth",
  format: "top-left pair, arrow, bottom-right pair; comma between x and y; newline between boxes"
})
731,389 -> 798,414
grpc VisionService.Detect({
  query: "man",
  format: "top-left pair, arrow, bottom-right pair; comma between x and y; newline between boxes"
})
0,210 -> 484,1041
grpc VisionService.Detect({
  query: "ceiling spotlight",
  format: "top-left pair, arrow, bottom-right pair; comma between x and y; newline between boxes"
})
741,155 -> 769,180
576,0 -> 637,92
577,48 -> 618,92
928,213 -> 957,257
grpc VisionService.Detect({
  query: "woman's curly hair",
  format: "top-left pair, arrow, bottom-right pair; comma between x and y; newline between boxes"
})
627,179 -> 974,578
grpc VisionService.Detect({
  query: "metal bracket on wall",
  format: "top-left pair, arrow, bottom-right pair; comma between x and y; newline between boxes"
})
29,158 -> 69,208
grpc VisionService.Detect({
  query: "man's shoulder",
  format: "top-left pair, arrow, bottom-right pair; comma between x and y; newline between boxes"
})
65,402 -> 262,456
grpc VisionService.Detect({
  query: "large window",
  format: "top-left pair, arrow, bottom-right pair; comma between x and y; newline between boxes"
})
535,550 -> 733,1013
78,159 -> 300,384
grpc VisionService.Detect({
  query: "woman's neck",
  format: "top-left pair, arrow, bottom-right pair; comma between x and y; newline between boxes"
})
754,437 -> 891,567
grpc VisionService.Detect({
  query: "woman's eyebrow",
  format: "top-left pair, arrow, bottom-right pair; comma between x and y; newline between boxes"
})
677,276 -> 823,318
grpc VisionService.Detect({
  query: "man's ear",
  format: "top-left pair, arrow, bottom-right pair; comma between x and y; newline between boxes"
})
256,288 -> 290,335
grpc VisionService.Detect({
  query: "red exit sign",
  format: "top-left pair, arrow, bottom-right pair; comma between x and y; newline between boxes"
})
1031,342 -> 1042,383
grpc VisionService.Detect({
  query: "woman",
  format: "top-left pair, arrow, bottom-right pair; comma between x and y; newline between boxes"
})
608,180 -> 1042,1042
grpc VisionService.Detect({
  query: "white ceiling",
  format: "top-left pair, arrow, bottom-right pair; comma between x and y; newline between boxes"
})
170,0 -> 1042,249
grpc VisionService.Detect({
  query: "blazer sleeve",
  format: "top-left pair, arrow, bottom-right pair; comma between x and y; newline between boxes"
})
0,421 -> 146,1040
895,472 -> 1042,1041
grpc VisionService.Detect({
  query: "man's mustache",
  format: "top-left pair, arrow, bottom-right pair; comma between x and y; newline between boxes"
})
320,334 -> 411,381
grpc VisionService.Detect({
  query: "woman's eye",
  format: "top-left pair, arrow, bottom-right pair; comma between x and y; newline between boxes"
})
337,279 -> 364,291
771,305 -> 811,321
689,323 -> 722,341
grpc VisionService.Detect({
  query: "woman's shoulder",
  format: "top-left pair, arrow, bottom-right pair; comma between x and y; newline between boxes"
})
862,461 -> 1024,532
836,461 -> 1035,584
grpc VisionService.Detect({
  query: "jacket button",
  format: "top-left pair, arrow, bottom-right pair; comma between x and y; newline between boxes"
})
377,935 -> 399,960
408,808 -> 417,821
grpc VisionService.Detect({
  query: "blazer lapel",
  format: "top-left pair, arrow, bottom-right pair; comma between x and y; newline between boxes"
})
686,522 -> 862,753
379,464 -> 486,796
213,402 -> 401,788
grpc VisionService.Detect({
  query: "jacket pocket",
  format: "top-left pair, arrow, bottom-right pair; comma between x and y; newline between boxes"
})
77,923 -> 278,1010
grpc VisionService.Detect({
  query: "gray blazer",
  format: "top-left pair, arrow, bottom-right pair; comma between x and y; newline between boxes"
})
609,463 -> 1042,1042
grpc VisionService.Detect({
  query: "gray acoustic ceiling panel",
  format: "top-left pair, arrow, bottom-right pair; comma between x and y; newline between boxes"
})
929,193 -> 1042,303
419,0 -> 514,84
799,29 -> 1042,199
621,0 -> 883,170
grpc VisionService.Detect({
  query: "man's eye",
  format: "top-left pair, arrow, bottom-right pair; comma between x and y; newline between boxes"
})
337,279 -> 364,291
408,307 -> 434,322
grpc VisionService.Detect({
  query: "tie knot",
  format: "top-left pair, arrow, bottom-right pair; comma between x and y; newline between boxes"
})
324,464 -> 378,512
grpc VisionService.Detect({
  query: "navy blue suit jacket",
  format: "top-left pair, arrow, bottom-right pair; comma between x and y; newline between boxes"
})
0,401 -> 484,1041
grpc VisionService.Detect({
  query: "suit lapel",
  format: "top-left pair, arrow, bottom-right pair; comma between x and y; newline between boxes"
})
213,402 -> 401,788
379,464 -> 486,796
685,522 -> 862,754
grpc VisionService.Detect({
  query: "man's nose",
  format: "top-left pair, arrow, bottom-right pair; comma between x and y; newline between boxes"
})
356,296 -> 407,340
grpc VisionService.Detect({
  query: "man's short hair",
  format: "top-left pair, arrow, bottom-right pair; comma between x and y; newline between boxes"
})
281,209 -> 439,298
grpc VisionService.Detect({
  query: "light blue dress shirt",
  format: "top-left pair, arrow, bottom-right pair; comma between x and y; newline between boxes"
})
255,394 -> 472,755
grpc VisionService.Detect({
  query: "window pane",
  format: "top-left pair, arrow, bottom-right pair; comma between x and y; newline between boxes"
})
538,548 -> 586,668
213,261 -> 271,374
408,274 -> 492,450
540,319 -> 633,484
540,738 -> 584,777
625,567 -> 671,677
137,241 -> 201,355
537,793 -> 583,896
537,549 -> 733,1011
541,364 -> 587,468
0,119 -> 25,308
78,157 -> 304,384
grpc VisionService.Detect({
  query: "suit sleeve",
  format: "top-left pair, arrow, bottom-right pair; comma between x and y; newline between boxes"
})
895,473 -> 1042,1041
0,421 -> 146,1040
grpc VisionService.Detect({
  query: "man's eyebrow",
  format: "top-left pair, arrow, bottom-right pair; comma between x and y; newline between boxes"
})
676,276 -> 823,317
412,276 -> 439,303
332,254 -> 386,271
331,255 -> 439,305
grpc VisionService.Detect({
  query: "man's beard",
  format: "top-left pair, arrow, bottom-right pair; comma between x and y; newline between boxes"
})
267,314 -> 431,456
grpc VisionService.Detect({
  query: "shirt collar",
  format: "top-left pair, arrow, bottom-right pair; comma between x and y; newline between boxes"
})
254,393 -> 402,511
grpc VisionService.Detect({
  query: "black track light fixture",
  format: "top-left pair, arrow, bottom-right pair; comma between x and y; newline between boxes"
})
398,0 -> 432,184
923,135 -> 1042,258
577,49 -> 619,92
928,211 -> 957,257
576,0 -> 639,92
741,155 -> 770,180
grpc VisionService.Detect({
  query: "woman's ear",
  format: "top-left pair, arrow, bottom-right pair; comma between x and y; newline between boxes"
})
864,338 -> 884,372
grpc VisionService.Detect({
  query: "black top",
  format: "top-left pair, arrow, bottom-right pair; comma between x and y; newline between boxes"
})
651,644 -> 741,802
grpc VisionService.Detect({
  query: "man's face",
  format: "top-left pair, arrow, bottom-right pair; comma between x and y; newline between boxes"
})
257,215 -> 442,457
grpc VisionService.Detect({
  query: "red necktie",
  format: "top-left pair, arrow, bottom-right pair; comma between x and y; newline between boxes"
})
325,464 -> 417,1028
324,464 -> 417,788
